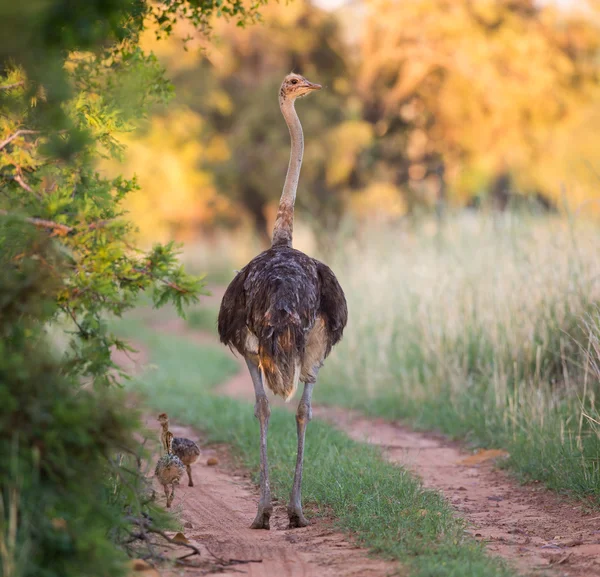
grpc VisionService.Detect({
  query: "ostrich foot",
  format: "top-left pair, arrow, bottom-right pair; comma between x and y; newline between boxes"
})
250,505 -> 272,530
288,508 -> 310,528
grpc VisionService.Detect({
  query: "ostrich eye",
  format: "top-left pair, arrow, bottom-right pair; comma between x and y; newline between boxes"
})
290,79 -> 298,85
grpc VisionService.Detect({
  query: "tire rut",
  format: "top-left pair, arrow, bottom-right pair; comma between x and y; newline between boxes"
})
155,419 -> 396,577
115,332 -> 398,577
151,317 -> 600,577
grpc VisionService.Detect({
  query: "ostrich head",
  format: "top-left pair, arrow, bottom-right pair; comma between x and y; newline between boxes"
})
280,73 -> 321,101
157,413 -> 169,428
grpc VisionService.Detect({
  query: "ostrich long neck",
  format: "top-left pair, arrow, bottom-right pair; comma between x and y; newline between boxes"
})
159,422 -> 168,447
272,96 -> 303,248
160,425 -> 171,453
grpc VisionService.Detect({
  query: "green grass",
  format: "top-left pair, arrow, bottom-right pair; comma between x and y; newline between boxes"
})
186,305 -> 219,332
317,214 -> 600,506
118,318 -> 515,577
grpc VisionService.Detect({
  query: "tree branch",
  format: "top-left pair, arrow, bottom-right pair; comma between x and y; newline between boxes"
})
123,515 -> 262,572
0,210 -> 110,236
61,304 -> 89,337
126,516 -> 203,558
0,81 -> 24,91
0,209 -> 73,235
132,267 -> 191,294
11,166 -> 45,200
0,130 -> 39,151
13,173 -> 37,196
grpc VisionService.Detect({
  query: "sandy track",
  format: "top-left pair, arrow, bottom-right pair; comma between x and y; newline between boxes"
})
143,418 -> 395,577
152,317 -> 600,577
313,409 -> 600,577
116,338 -> 397,577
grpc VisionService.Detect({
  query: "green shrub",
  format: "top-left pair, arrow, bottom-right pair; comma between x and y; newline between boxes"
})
0,226 -> 162,577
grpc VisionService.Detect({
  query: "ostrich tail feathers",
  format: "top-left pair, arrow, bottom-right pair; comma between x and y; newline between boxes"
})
258,327 -> 301,401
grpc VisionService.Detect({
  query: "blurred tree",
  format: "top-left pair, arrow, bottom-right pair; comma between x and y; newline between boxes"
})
0,1 -> 266,574
102,107 -> 234,243
166,0 -> 374,244
359,0 -> 600,210
0,0 -> 266,384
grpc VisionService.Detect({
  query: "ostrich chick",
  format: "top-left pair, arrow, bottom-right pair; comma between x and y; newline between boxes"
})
154,431 -> 185,508
158,413 -> 201,486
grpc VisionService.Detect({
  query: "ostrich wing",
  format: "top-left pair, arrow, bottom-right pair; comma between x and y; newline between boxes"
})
316,261 -> 348,356
218,268 -> 249,355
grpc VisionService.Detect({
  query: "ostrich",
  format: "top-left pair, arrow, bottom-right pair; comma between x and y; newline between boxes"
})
218,73 -> 348,530
154,431 -> 186,508
158,413 -> 201,487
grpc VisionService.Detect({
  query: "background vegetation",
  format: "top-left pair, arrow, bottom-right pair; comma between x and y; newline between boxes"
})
109,0 -> 600,246
107,0 -> 600,505
318,214 -> 600,503
4,0 -> 600,574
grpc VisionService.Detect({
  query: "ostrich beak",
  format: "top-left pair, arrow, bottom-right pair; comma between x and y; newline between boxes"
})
305,81 -> 322,91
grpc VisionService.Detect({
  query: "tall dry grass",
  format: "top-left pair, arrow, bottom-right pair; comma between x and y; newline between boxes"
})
319,212 -> 600,502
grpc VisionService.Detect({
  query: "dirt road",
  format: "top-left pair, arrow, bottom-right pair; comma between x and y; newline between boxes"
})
154,316 -> 600,577
117,341 -> 398,577
142,418 -> 397,577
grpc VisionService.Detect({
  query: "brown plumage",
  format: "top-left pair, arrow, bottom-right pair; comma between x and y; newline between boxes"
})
218,246 -> 347,400
158,413 -> 201,487
154,431 -> 185,508
218,73 -> 348,530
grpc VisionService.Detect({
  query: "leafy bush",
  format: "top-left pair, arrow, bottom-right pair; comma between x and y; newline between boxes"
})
0,226 -> 158,577
0,3 -> 268,575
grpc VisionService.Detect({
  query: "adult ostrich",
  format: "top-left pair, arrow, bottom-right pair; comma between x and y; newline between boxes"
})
218,73 -> 348,530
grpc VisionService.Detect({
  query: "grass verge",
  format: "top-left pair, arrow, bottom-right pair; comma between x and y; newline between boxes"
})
186,305 -> 219,332
119,318 -> 514,577
317,214 -> 600,505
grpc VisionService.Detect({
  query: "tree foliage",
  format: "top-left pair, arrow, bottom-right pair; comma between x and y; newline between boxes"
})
115,0 -> 600,244
359,0 -> 600,208
123,0 -> 375,244
0,0 -> 264,131
1,63 -> 203,385
0,1 -> 265,575
0,0 -> 266,384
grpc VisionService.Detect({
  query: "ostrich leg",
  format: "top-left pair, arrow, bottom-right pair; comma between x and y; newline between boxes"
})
247,359 -> 273,529
288,380 -> 315,528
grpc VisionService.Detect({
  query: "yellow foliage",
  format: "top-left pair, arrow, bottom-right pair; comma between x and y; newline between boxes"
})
360,0 -> 600,206
350,182 -> 407,220
326,121 -> 373,187
101,108 -> 234,244
106,0 -> 600,247
206,90 -> 234,117
138,22 -> 204,74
